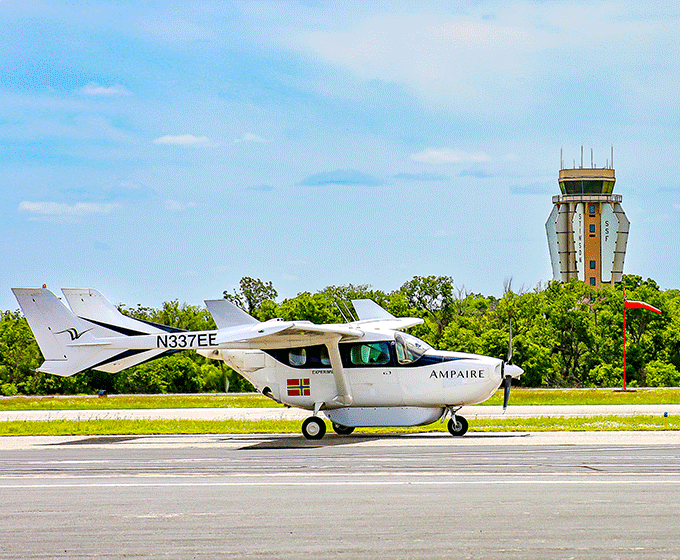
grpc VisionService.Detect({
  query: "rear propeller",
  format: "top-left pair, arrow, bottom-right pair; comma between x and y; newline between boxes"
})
502,320 -> 513,414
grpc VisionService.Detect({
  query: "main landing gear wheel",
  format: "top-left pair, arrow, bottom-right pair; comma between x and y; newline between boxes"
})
332,422 -> 355,436
302,417 -> 327,440
448,416 -> 469,437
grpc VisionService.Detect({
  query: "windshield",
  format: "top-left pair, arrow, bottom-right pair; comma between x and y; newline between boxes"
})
394,332 -> 431,364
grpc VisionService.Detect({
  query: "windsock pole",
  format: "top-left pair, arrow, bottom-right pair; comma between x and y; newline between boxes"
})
622,288 -> 662,391
623,289 -> 628,391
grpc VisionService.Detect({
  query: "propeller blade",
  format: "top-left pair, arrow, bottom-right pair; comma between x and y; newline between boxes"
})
502,375 -> 512,413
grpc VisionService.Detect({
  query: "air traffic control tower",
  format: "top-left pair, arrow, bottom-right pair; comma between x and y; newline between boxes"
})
546,148 -> 629,288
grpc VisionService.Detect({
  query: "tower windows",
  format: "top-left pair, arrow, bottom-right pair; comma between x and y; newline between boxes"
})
590,260 -> 596,270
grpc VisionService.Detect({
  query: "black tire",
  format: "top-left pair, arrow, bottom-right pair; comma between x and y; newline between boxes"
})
447,416 -> 469,437
302,417 -> 327,440
332,422 -> 355,436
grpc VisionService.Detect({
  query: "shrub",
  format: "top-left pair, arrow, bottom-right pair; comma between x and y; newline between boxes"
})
592,363 -> 624,388
644,360 -> 680,387
1,382 -> 18,396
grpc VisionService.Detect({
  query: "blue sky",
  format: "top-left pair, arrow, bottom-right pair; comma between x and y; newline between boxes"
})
1,1 -> 679,311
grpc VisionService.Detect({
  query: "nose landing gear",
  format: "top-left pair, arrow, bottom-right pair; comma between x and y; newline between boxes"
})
447,415 -> 469,436
301,416 -> 326,440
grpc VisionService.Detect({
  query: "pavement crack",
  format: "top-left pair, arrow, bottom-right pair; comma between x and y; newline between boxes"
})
580,464 -> 606,472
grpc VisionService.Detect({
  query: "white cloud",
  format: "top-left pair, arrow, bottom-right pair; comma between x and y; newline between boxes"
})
298,169 -> 383,186
165,199 -> 196,212
645,213 -> 670,223
298,6 -> 679,118
245,184 -> 275,192
153,134 -> 210,146
302,13 -> 539,112
410,149 -> 490,164
231,132 -> 267,145
78,83 -> 131,96
19,201 -> 118,220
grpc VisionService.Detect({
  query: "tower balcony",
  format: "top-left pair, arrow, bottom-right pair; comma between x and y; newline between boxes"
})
552,193 -> 622,204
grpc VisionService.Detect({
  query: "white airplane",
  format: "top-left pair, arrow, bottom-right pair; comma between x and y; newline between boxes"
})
12,287 -> 523,439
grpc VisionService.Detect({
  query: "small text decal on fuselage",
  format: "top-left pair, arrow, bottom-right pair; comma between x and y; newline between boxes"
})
430,369 -> 485,379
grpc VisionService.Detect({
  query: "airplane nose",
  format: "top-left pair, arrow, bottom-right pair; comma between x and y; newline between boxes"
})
505,363 -> 523,379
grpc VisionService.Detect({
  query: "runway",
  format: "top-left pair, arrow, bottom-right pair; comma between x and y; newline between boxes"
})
1,431 -> 680,559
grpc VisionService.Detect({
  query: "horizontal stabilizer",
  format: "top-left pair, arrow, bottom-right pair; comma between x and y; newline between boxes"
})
63,288 -> 180,336
92,349 -> 170,373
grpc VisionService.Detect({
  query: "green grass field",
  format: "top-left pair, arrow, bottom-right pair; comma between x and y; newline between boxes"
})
1,387 -> 679,411
0,393 -> 270,410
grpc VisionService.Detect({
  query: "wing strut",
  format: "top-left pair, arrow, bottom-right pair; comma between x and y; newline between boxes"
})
325,336 -> 353,406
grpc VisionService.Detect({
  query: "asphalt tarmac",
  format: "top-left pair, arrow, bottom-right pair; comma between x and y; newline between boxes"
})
1,431 -> 679,559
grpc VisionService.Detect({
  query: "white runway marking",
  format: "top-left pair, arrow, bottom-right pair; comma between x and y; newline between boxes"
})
3,474 -> 680,489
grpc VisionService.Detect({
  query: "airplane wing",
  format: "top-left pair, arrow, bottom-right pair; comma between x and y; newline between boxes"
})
207,299 -> 422,348
214,319 -> 363,348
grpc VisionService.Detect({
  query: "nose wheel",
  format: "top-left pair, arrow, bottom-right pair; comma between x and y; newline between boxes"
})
301,416 -> 327,440
447,416 -> 468,437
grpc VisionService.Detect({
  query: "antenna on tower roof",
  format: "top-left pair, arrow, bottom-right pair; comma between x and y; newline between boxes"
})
580,146 -> 583,168
611,146 -> 614,169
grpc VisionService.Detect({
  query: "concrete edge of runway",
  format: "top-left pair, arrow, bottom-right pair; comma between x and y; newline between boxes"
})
0,429 -> 678,452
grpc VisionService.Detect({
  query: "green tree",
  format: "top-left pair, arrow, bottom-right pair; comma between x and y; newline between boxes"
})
223,277 -> 278,318
399,275 -> 456,344
0,311 -> 42,393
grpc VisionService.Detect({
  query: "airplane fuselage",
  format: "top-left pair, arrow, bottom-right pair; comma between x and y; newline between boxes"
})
207,341 -> 505,424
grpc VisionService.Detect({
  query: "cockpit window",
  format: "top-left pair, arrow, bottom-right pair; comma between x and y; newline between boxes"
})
350,342 -> 391,366
395,332 -> 430,364
395,338 -> 414,364
320,346 -> 331,366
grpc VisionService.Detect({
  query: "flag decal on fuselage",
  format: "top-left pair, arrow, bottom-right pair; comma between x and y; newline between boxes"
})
287,378 -> 310,397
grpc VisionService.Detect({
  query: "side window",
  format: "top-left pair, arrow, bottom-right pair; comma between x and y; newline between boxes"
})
349,342 -> 391,366
320,346 -> 331,366
289,348 -> 307,367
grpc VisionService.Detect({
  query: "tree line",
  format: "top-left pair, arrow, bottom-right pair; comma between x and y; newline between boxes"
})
1,275 -> 679,396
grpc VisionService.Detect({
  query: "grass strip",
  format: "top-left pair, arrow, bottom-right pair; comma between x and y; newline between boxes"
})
0,394 -> 274,411
3,387 -> 680,411
1,415 -> 678,436
482,387 -> 680,406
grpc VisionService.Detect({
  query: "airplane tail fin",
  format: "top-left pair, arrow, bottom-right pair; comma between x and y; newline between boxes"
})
12,288 -> 172,376
204,299 -> 258,329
